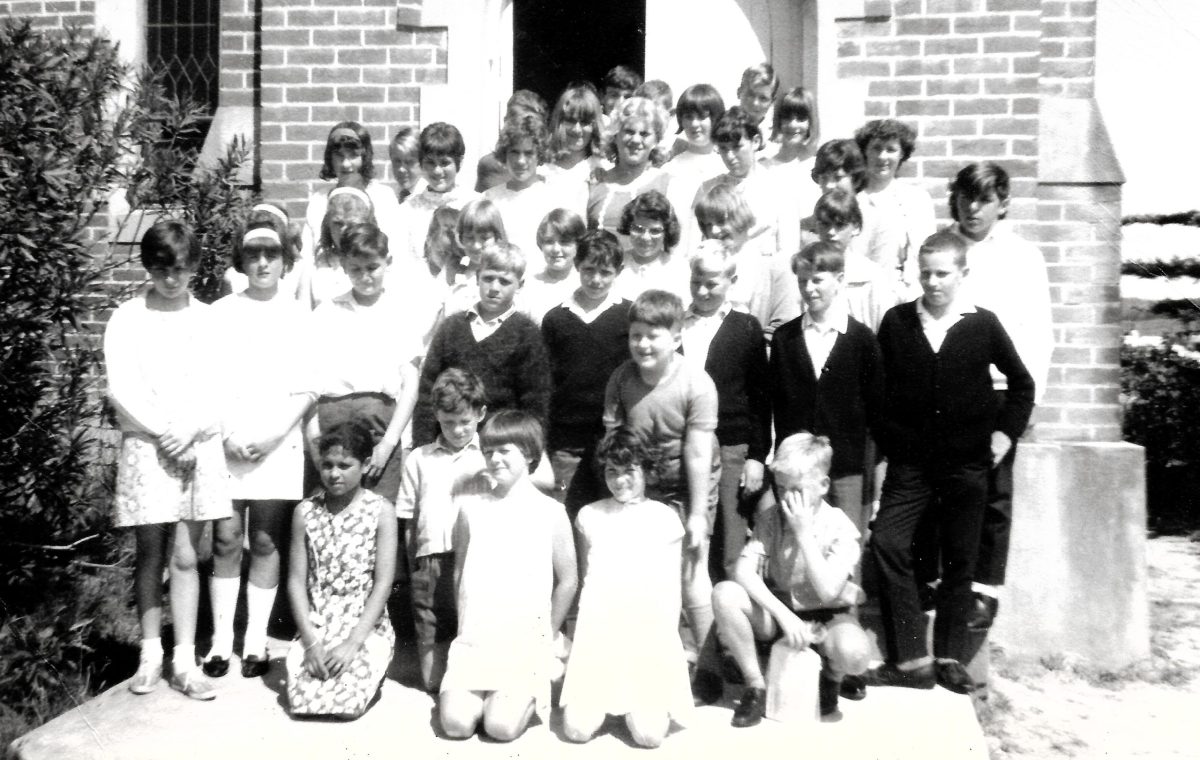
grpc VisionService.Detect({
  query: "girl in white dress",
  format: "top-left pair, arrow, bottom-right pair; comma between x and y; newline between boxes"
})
304,187 -> 374,309
438,410 -> 577,742
762,87 -> 822,260
561,428 -> 693,748
204,217 -> 315,679
105,220 -> 230,700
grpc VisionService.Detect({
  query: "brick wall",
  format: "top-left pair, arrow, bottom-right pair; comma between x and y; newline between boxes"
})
220,0 -> 256,107
258,0 -> 447,218
1040,0 -> 1096,97
0,0 -> 95,29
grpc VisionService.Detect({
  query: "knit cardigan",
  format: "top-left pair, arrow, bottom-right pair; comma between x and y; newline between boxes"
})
413,311 -> 551,446
692,310 -> 772,462
769,314 -> 884,478
540,299 -> 631,450
875,301 -> 1035,467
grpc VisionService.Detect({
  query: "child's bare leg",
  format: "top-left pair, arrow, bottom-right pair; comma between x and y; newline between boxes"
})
243,500 -> 289,660
712,580 -> 774,688
481,691 -> 535,742
683,536 -> 717,669
625,710 -> 670,748
439,689 -> 485,739
170,520 -> 207,671
562,704 -> 604,743
821,617 -> 871,681
133,524 -> 170,646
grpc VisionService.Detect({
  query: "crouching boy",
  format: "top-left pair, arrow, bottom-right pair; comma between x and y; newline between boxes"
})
712,433 -> 870,728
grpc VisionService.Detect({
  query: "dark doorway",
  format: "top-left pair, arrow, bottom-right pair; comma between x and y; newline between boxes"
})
512,2 -> 645,107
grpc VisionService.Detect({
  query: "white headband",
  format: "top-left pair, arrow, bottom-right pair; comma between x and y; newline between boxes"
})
243,228 -> 282,246
252,204 -> 289,224
327,186 -> 372,208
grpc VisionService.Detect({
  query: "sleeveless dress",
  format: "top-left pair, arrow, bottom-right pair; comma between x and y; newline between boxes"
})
286,490 -> 395,717
560,498 -> 693,719
439,478 -> 568,717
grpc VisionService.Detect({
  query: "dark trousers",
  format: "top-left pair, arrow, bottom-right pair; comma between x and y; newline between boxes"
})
869,459 -> 988,664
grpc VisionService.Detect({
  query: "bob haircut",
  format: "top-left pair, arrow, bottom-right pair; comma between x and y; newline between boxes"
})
628,288 -> 684,332
549,83 -> 604,161
772,86 -> 819,146
854,118 -> 918,165
418,122 -> 467,169
140,219 -> 201,271
948,161 -> 1011,223
536,208 -> 587,246
792,240 -> 846,276
604,96 -> 671,168
694,184 -> 756,238
617,190 -> 681,252
317,420 -> 375,463
593,426 -> 663,486
457,198 -> 507,242
675,83 -> 726,134
478,241 -> 526,279
712,106 -> 762,148
319,192 -> 376,257
812,139 -> 868,193
232,215 -> 295,275
738,62 -> 780,97
813,188 -> 864,231
494,112 -> 552,164
320,121 -> 375,182
574,228 -> 624,271
338,222 -> 389,260
602,65 -> 642,93
918,229 -> 969,269
771,432 -> 833,483
432,367 -> 487,415
479,409 -> 544,473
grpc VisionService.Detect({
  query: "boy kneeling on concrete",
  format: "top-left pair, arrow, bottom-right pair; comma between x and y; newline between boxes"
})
712,433 -> 870,727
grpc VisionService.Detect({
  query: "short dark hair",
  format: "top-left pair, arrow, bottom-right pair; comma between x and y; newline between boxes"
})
602,65 -> 642,92
479,409 -> 544,473
320,121 -> 375,182
812,139 -> 868,193
140,219 -> 200,270
432,367 -> 487,414
338,222 -> 389,260
537,208 -> 587,247
419,122 -> 466,168
792,240 -> 846,276
618,190 -> 681,252
948,161 -> 1011,223
594,426 -> 663,486
494,112 -> 552,164
772,86 -> 819,145
675,83 -> 726,134
629,289 -> 684,331
813,188 -> 863,231
854,118 -> 918,165
919,229 -> 969,268
317,419 -> 375,462
712,106 -> 762,148
232,216 -> 296,275
575,229 -> 624,271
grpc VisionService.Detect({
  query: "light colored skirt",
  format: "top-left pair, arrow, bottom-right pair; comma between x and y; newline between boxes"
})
113,432 -> 231,527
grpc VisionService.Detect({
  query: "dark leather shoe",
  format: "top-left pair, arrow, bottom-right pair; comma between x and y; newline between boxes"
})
839,673 -> 867,701
863,662 -> 935,689
966,593 -> 999,631
731,686 -> 766,728
692,668 -> 724,706
240,654 -> 269,678
818,675 -> 841,720
936,659 -> 976,694
201,656 -> 229,678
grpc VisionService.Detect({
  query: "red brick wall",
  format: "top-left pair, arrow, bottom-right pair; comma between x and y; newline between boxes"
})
0,0 -> 95,29
258,0 -> 447,218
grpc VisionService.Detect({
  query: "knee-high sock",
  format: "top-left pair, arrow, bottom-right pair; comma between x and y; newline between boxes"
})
208,575 -> 240,659
242,582 -> 277,657
685,603 -> 718,670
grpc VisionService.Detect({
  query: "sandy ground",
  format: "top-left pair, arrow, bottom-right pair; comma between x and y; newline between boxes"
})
979,535 -> 1200,759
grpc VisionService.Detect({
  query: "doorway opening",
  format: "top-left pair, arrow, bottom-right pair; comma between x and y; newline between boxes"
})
511,2 -> 646,107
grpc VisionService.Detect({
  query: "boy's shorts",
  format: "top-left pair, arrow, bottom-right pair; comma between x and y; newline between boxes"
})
647,450 -> 722,535
411,551 -> 457,648
313,392 -> 404,501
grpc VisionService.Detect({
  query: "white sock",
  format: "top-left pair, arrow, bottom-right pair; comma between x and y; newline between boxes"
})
971,582 -> 999,598
172,645 -> 196,675
140,637 -> 164,664
208,575 -> 240,659
242,583 -> 277,658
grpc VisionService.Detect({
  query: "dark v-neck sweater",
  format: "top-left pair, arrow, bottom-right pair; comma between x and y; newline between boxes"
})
769,314 -> 884,478
875,301 -> 1035,467
686,310 -> 772,462
413,310 -> 551,446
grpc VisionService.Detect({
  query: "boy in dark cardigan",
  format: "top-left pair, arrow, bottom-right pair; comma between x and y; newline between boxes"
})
412,243 -> 551,447
865,230 -> 1034,695
770,241 -> 884,545
681,242 -> 771,580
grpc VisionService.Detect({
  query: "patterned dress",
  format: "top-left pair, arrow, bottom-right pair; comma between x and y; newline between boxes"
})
286,490 -> 395,717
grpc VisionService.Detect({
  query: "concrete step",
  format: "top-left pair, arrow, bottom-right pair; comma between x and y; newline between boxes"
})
11,641 -> 987,760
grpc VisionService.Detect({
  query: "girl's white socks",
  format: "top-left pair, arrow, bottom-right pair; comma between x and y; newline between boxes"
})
242,583 -> 278,657
172,645 -> 197,675
208,575 -> 240,659
140,637 -> 164,664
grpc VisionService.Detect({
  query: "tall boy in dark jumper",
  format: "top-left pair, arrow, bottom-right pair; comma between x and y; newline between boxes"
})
865,230 -> 1034,694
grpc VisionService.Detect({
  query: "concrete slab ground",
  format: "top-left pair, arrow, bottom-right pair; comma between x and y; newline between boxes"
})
12,641 -> 987,760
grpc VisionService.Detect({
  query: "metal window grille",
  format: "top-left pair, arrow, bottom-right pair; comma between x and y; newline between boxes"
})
146,0 -> 220,114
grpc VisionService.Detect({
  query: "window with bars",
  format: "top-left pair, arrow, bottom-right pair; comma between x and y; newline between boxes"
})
146,0 -> 220,149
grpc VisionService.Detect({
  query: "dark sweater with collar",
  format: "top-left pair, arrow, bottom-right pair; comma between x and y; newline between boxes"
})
687,309 -> 772,462
875,301 -> 1035,467
769,313 -> 884,478
413,310 -> 551,446
540,298 -> 632,450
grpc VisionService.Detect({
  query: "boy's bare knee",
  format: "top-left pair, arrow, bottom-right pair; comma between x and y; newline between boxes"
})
438,694 -> 480,739
713,580 -> 746,609
170,545 -> 199,573
482,715 -> 524,743
247,531 -> 277,558
826,625 -> 872,676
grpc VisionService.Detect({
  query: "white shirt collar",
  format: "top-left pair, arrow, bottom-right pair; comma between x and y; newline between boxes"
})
916,295 -> 976,322
564,289 -> 621,319
467,303 -> 516,325
685,301 -> 732,323
800,300 -> 850,334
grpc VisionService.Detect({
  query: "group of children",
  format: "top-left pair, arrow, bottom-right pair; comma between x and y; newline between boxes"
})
102,60 -> 1053,743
